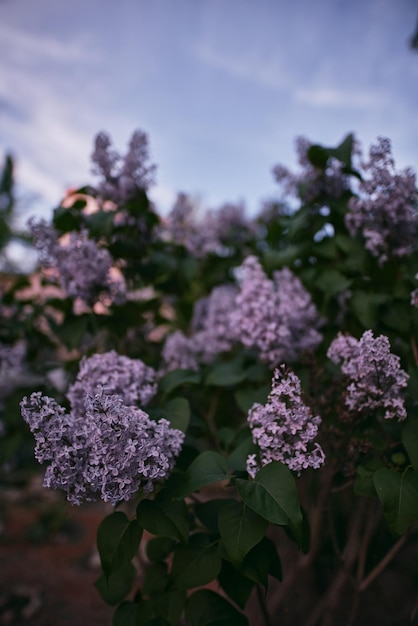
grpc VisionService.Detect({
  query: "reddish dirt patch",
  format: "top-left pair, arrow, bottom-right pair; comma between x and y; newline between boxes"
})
0,482 -> 114,626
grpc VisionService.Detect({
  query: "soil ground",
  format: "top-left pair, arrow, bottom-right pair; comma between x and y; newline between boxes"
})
0,476 -> 114,625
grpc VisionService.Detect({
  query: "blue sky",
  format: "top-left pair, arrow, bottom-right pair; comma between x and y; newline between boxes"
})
1,0 -> 417,220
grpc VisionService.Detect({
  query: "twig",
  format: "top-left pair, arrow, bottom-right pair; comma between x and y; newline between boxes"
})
358,529 -> 410,592
257,584 -> 272,626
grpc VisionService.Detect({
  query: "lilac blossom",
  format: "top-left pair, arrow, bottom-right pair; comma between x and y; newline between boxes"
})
20,387 -> 184,505
163,193 -> 252,257
67,351 -> 157,418
160,285 -> 238,373
29,218 -> 125,304
273,136 -> 349,204
91,129 -> 156,204
327,330 -> 409,421
346,137 -> 418,264
246,367 -> 325,477
230,256 -> 322,368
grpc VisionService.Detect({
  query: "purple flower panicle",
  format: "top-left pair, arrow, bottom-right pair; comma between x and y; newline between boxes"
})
246,367 -> 325,477
327,330 -> 409,421
67,350 -> 157,417
20,387 -> 184,505
160,284 -> 237,373
28,218 -> 125,304
91,129 -> 156,204
230,256 -> 322,368
346,137 -> 418,264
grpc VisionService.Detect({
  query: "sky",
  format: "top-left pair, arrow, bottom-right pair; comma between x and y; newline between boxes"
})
1,0 -> 418,222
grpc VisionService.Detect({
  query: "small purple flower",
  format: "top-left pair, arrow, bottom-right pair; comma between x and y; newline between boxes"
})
246,367 -> 325,477
327,330 -> 409,421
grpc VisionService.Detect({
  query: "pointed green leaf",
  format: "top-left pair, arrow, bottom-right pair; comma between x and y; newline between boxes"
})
174,451 -> 229,498
97,512 -> 142,578
235,461 -> 303,544
241,537 -> 282,588
95,562 -> 136,606
136,499 -> 189,543
374,467 -> 418,535
185,589 -> 248,626
171,534 -> 221,590
218,560 -> 254,609
163,397 -> 190,433
159,369 -> 201,395
218,500 -> 268,564
151,590 -> 187,626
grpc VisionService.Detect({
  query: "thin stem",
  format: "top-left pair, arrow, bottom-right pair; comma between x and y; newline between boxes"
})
256,584 -> 272,626
358,529 -> 410,592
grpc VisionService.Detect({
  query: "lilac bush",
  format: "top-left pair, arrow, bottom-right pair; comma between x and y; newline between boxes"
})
3,131 -> 418,625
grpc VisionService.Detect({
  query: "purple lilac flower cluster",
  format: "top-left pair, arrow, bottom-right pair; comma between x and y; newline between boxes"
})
163,193 -> 251,257
230,256 -> 322,368
346,137 -> 418,264
161,285 -> 238,372
327,330 -> 409,421
91,129 -> 156,204
246,367 -> 325,477
67,351 -> 157,418
29,218 -> 125,304
21,387 -> 184,505
273,136 -> 349,204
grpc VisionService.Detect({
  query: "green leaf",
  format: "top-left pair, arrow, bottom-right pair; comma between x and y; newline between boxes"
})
163,397 -> 190,433
174,451 -> 229,498
205,358 -> 247,387
235,461 -> 303,544
307,144 -> 329,169
217,560 -> 254,609
354,459 -> 385,497
374,467 -> 418,535
227,436 -> 257,473
97,512 -> 142,578
402,419 -> 418,471
314,269 -> 351,296
351,291 -> 388,328
194,499 -> 228,533
112,600 -> 153,626
234,386 -> 269,413
142,562 -> 169,594
241,537 -> 282,588
146,537 -> 177,563
185,589 -> 248,626
95,562 -> 136,606
151,590 -> 186,626
159,369 -> 201,395
218,500 -> 268,564
136,499 -> 189,543
171,534 -> 222,590
50,314 -> 89,350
